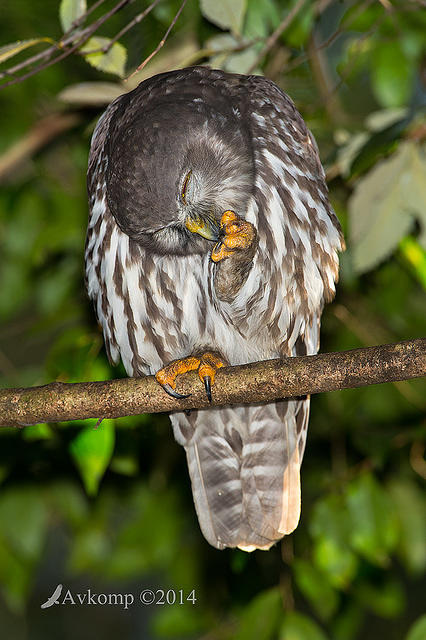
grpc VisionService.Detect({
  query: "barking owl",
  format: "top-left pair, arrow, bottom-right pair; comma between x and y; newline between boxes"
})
85,66 -> 343,551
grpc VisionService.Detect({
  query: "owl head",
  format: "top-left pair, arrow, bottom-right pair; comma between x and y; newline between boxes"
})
105,95 -> 254,255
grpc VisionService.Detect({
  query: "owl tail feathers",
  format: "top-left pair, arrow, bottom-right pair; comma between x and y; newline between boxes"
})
235,446 -> 302,552
278,443 -> 302,536
187,433 -> 301,551
171,403 -> 304,551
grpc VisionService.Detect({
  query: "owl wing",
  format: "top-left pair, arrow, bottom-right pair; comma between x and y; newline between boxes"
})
85,95 -> 128,366
87,94 -> 125,199
168,76 -> 344,550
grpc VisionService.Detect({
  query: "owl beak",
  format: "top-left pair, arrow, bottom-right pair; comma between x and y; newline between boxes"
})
185,215 -> 220,241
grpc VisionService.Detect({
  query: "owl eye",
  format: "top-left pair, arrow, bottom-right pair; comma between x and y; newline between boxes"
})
181,171 -> 192,204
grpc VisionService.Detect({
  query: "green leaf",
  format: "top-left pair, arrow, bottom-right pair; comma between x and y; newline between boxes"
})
406,615 -> 426,640
399,237 -> 426,291
21,423 -> 52,441
279,611 -> 328,640
349,142 -> 426,274
35,258 -> 77,315
331,602 -> 364,640
205,33 -> 237,65
46,326 -> 111,383
402,30 -> 425,62
222,47 -> 260,74
0,541 -> 31,614
336,131 -> 369,178
340,3 -> 382,32
105,485 -> 184,578
70,420 -> 115,496
0,39 -> 52,64
0,465 -> 9,485
58,81 -> 124,107
313,537 -> 358,590
206,33 -> 260,73
231,548 -> 251,573
80,37 -> 127,78
70,526 -> 111,572
353,577 -> 405,618
293,559 -> 339,621
243,0 -> 280,40
285,0 -> 314,48
2,191 -> 43,257
388,479 -> 426,573
310,495 -> 358,588
110,455 -> 139,476
47,481 -> 89,527
349,116 -> 408,178
59,0 -> 87,33
346,473 -> 398,566
152,605 -> 209,638
0,260 -> 31,320
0,487 -> 48,561
200,0 -> 247,36
235,588 -> 282,640
406,144 -> 426,247
371,41 -> 413,108
365,108 -> 409,132
0,190 -> 47,320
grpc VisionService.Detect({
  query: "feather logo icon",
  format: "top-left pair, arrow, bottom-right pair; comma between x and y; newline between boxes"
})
40,584 -> 63,609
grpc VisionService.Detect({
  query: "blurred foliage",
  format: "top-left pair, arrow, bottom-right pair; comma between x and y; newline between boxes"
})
0,0 -> 425,638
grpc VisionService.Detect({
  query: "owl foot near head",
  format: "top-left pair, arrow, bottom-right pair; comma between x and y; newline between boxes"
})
211,210 -> 257,263
155,352 -> 227,402
211,211 -> 258,303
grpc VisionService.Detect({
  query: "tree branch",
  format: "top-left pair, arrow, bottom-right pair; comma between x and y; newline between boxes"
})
0,0 -> 134,90
126,0 -> 187,79
0,112 -> 82,183
0,339 -> 424,428
77,0 -> 161,56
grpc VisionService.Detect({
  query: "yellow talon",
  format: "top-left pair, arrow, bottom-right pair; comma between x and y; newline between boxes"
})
198,352 -> 225,386
220,210 -> 238,227
155,356 -> 200,389
211,211 -> 256,263
155,352 -> 227,402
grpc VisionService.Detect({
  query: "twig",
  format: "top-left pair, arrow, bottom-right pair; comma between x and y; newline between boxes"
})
283,22 -> 347,75
0,112 -> 81,183
0,39 -> 62,81
79,0 -> 161,55
247,0 -> 306,74
0,0 -> 134,89
127,0 -> 187,79
0,339 -> 424,428
0,0 -> 113,80
276,0 -> 374,76
307,30 -> 346,123
71,0 -> 109,27
179,40 -> 258,68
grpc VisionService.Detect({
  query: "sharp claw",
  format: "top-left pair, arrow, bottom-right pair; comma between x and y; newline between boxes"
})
204,376 -> 212,403
161,383 -> 191,400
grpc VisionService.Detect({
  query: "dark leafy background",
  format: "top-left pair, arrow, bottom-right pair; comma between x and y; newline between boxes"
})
0,1 -> 425,639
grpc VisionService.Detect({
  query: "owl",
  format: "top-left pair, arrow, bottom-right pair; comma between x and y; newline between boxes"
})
85,66 -> 343,551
